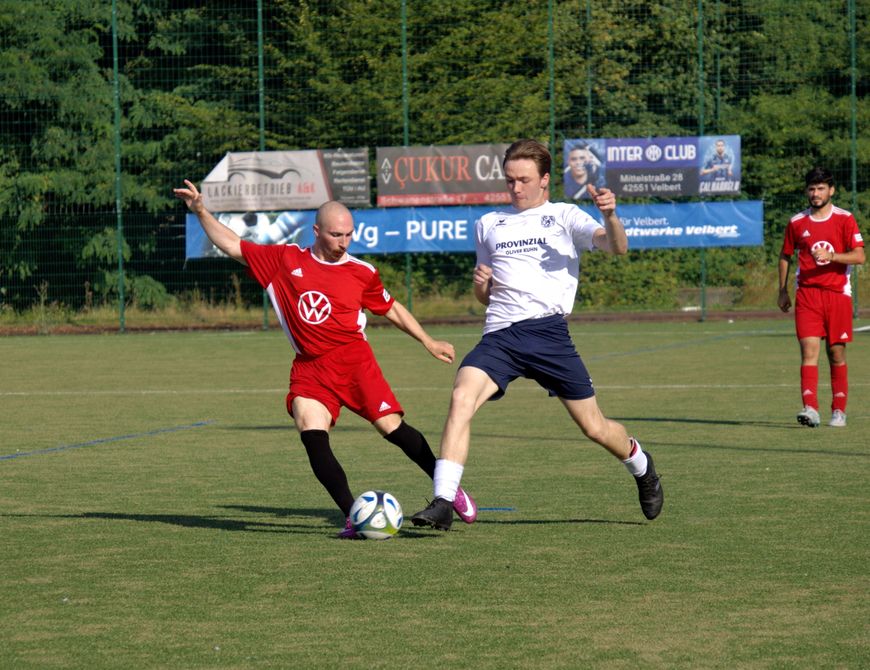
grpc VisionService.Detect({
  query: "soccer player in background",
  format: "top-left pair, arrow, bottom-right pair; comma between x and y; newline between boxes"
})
410,139 -> 663,531
174,181 -> 477,537
778,167 -> 865,428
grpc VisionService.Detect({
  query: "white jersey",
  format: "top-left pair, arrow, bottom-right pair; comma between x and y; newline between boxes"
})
476,201 -> 603,334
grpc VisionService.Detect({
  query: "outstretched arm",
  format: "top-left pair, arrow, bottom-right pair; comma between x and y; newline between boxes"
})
382,301 -> 455,364
588,185 -> 628,255
173,179 -> 246,264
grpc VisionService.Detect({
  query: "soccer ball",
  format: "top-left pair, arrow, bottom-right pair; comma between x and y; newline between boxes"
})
349,490 -> 403,540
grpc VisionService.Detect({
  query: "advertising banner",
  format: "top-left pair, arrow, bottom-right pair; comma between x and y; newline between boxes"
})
186,200 -> 762,259
618,200 -> 762,248
200,148 -> 370,212
376,143 -> 512,207
563,135 -> 741,199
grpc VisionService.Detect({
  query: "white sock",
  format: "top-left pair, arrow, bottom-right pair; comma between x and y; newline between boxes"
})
433,458 -> 463,502
622,438 -> 648,477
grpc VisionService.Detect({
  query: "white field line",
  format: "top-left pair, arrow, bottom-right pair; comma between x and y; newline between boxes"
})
2,381 -> 870,398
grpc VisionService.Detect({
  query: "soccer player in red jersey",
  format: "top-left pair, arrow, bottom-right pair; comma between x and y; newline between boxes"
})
778,167 -> 865,428
174,180 -> 477,536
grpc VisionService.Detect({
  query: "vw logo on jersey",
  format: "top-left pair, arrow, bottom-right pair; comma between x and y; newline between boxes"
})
298,290 -> 332,324
810,240 -> 835,265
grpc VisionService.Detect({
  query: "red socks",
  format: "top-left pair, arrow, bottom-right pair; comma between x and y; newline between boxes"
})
800,365 -> 818,409
830,364 -> 848,413
800,364 -> 848,413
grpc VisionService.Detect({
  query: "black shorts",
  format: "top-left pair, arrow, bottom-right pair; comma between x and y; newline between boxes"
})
460,315 -> 595,401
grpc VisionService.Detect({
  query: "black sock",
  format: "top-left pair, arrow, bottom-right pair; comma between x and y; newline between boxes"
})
383,421 -> 436,478
300,430 -> 354,516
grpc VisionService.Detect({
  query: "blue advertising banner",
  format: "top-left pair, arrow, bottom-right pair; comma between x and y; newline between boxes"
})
563,135 -> 741,199
186,200 -> 762,259
618,200 -> 762,248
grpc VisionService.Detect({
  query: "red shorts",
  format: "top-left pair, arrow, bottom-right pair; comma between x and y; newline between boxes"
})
286,339 -> 403,425
794,286 -> 853,344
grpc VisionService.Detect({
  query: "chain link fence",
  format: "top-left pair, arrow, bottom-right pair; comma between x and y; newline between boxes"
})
1,0 -> 866,328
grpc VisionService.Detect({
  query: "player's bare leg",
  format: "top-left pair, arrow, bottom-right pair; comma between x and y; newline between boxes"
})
439,366 -> 500,465
562,396 -> 663,520
561,396 -> 631,459
410,367 -> 495,529
799,336 -> 822,366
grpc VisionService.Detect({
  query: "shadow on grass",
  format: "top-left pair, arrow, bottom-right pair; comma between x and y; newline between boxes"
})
640,439 -> 862,457
16,507 -> 443,540
220,424 -> 374,434
6,508 -> 644,536
468,417 -> 786,446
74,510 -> 337,534
220,424 -> 291,431
220,507 -> 645,527
474,517 -> 645,527
216,505 -> 443,539
611,415 -> 789,427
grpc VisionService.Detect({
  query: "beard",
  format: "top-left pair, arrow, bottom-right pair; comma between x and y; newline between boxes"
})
809,196 -> 831,211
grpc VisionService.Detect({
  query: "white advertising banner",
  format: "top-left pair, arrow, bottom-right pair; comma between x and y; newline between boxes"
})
201,148 -> 370,212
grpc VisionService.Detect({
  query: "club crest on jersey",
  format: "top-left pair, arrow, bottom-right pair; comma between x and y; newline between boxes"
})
541,215 -> 555,228
810,240 -> 835,266
298,290 -> 332,324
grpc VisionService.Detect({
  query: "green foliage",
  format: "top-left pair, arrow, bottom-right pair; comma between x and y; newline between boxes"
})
578,251 -> 680,309
127,274 -> 173,309
0,0 -> 866,316
369,252 -> 477,300
88,270 -> 172,310
81,227 -> 131,265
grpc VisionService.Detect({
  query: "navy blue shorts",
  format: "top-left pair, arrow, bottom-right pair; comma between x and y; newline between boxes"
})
460,315 -> 595,401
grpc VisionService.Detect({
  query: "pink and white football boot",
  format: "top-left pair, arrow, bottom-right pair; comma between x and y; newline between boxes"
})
452,486 -> 478,524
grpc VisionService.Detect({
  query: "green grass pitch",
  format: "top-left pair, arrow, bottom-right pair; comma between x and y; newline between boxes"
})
1,319 -> 868,668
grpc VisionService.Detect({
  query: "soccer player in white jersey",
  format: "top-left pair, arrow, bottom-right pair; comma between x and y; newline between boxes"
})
778,167 -> 865,428
174,181 -> 477,538
411,139 -> 663,530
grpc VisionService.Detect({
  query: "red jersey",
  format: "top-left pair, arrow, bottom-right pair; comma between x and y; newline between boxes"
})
240,241 -> 395,358
781,206 -> 864,295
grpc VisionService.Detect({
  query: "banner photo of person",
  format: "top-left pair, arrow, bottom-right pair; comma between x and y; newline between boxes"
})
563,135 -> 741,198
199,148 -> 370,213
376,143 -> 512,207
185,210 -> 317,259
186,200 -> 762,259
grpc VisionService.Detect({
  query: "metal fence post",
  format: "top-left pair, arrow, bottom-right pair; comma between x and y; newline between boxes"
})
401,0 -> 413,311
697,0 -> 707,322
849,0 -> 859,317
548,0 -> 555,150
111,0 -> 125,332
257,0 -> 270,330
